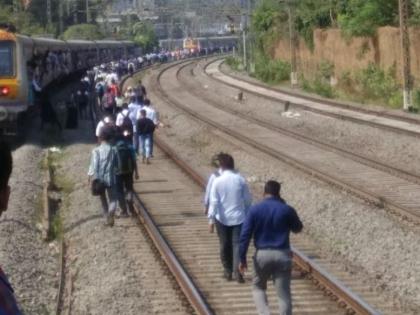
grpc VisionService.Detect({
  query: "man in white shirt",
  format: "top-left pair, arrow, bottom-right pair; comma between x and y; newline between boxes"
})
208,154 -> 252,283
95,116 -> 113,139
128,97 -> 142,153
204,153 -> 222,215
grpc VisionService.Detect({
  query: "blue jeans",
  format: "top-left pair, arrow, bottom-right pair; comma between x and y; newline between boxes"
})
138,133 -> 152,158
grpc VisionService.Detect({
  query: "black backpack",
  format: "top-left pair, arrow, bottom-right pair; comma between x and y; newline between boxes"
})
115,142 -> 134,175
120,113 -> 133,134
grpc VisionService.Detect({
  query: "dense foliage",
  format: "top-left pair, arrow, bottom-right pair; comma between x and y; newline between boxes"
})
251,0 -> 402,53
0,0 -> 158,51
62,24 -> 104,40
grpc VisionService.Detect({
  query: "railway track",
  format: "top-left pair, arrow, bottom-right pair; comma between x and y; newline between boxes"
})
206,58 -> 420,137
113,62 -> 397,314
54,67 -> 195,315
152,59 -> 420,224
116,60 -> 416,314
131,140 -> 383,315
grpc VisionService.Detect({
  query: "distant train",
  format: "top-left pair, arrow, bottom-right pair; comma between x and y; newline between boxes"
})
159,35 -> 238,52
0,28 -> 135,136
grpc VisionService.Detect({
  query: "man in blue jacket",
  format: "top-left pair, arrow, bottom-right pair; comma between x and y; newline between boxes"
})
239,180 -> 303,315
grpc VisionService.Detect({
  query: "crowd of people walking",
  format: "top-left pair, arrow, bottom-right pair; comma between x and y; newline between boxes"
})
12,48 -> 306,315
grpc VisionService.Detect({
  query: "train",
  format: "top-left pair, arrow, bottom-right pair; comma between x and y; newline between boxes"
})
0,28 -> 135,137
159,35 -> 239,52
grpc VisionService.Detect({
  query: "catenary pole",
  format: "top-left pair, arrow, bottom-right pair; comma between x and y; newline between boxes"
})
288,0 -> 297,87
399,0 -> 412,111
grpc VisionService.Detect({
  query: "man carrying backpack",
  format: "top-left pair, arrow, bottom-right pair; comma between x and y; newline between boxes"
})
116,104 -> 133,144
136,109 -> 155,164
114,130 -> 139,217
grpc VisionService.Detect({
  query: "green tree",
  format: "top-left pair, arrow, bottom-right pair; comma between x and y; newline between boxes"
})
338,0 -> 398,37
62,23 -> 104,40
131,21 -> 158,52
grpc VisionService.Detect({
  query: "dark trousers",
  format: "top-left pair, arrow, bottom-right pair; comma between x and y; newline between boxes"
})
215,220 -> 242,276
115,173 -> 134,213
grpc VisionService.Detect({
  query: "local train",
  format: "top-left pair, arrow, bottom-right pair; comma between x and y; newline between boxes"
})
159,35 -> 238,52
0,28 -> 135,136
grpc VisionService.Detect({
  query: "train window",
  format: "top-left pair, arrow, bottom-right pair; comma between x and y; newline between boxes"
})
0,41 -> 14,77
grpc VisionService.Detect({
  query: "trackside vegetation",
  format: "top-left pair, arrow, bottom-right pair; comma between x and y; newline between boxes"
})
245,0 -> 420,108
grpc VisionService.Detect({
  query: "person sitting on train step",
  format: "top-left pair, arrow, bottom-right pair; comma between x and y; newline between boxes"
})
238,180 -> 303,315
75,90 -> 89,120
136,109 -> 155,164
0,141 -> 23,314
114,130 -> 139,217
208,154 -> 252,283
203,153 -> 223,215
88,126 -> 118,227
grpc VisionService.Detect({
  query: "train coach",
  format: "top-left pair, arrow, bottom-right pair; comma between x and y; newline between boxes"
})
0,28 -> 134,137
159,35 -> 238,52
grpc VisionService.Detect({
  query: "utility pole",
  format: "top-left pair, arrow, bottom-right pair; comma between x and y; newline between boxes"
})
47,0 -> 52,25
86,0 -> 91,23
59,0 -> 64,34
73,0 -> 78,24
288,0 -> 298,87
399,0 -> 412,111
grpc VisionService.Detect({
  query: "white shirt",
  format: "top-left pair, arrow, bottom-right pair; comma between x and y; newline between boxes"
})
204,169 -> 222,209
95,120 -> 105,137
208,170 -> 252,226
116,109 -> 130,127
137,105 -> 157,124
128,103 -> 142,132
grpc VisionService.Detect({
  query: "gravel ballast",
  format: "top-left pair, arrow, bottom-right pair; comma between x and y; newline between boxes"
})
57,120 -> 192,315
145,66 -> 420,313
185,61 -> 420,178
0,143 -> 59,314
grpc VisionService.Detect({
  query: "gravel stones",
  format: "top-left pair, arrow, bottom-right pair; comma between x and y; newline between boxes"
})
146,63 -> 420,313
58,121 -> 192,315
0,143 -> 59,314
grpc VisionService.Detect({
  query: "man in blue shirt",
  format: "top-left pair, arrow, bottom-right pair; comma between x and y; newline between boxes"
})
239,181 -> 303,315
208,154 -> 252,283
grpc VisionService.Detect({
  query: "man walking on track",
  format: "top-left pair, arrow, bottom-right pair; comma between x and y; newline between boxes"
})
239,180 -> 303,315
136,109 -> 155,164
208,154 -> 252,283
114,131 -> 139,217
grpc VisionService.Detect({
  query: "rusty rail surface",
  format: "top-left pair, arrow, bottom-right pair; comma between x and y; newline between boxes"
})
155,136 -> 381,315
117,61 -> 216,315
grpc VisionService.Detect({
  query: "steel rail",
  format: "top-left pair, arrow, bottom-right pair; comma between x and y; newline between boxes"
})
208,59 -> 420,138
117,62 -> 215,315
154,135 -> 382,315
156,60 -> 420,224
153,60 -> 383,314
178,60 -> 420,186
